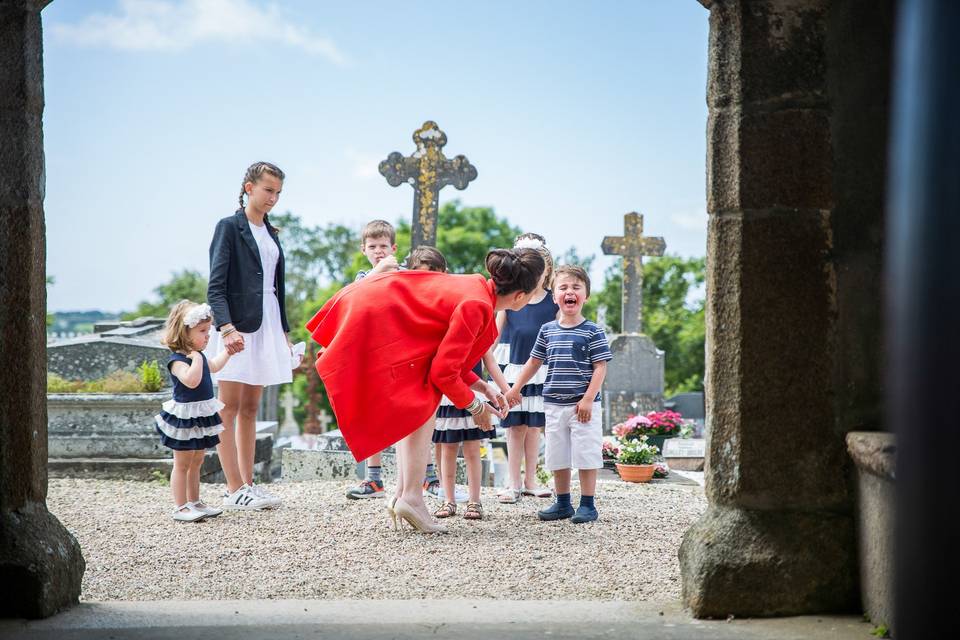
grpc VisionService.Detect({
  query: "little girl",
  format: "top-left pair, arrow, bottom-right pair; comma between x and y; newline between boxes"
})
155,301 -> 233,522
408,247 -> 498,521
493,233 -> 558,503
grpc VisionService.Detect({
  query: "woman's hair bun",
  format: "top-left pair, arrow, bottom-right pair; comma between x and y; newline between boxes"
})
486,248 -> 545,296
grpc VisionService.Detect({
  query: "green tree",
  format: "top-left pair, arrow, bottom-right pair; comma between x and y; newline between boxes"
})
269,211 -> 359,333
124,270 -> 208,320
393,200 -> 522,274
595,255 -> 706,396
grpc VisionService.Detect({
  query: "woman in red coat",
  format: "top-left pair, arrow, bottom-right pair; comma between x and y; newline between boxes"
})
306,248 -> 545,532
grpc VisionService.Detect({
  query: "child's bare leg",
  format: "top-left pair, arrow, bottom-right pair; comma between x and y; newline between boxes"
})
171,450 -> 192,508
186,451 -> 204,502
236,383 -> 263,485
463,440 -> 482,504
216,381 -> 243,493
578,468 -> 597,497
523,427 -> 541,489
440,443 -> 458,504
552,468 -> 572,495
506,425 -> 527,490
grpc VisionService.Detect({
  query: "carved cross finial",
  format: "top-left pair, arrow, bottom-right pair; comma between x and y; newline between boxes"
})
601,212 -> 666,334
379,121 -> 478,248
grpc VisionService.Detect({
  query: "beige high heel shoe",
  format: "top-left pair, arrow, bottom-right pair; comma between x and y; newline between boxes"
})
394,500 -> 448,534
387,494 -> 400,530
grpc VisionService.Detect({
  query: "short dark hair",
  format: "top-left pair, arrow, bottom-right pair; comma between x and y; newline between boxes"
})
407,246 -> 447,272
554,264 -> 591,296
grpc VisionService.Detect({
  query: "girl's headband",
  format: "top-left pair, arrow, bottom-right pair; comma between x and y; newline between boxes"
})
514,237 -> 545,251
184,303 -> 212,328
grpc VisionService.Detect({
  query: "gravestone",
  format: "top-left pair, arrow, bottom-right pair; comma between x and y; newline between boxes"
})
600,212 -> 667,432
47,319 -> 277,481
662,437 -> 706,472
379,121 -> 478,248
666,391 -> 706,437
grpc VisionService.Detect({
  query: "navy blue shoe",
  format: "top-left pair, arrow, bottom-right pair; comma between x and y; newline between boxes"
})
571,506 -> 599,524
537,501 -> 575,521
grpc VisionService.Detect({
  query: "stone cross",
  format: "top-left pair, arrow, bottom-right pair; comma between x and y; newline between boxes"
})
280,389 -> 298,435
601,212 -> 666,334
378,121 -> 478,248
317,410 -> 334,433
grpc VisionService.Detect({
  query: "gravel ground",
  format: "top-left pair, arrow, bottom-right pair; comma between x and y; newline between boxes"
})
48,478 -> 706,602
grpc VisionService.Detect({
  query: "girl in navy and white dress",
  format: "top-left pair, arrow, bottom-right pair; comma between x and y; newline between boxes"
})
492,233 -> 559,504
155,301 -> 233,522
408,247 -> 505,522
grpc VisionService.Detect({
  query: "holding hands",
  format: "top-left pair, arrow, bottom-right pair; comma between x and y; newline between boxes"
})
221,324 -> 245,354
504,387 -> 522,409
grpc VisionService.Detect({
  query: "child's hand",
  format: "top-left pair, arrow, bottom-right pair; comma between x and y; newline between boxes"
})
188,350 -> 201,361
372,256 -> 399,273
505,388 -> 521,409
482,383 -> 508,415
576,398 -> 593,423
472,404 -> 496,431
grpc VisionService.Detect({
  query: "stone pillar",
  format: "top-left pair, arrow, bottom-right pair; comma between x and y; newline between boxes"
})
0,0 -> 85,618
680,0 -> 891,616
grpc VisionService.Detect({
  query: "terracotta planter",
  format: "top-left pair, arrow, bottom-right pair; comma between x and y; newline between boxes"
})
615,463 -> 656,483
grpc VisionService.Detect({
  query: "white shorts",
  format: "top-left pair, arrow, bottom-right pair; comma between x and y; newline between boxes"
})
544,402 -> 603,471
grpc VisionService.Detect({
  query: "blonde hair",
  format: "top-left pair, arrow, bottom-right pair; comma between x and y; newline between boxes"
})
407,246 -> 448,272
161,300 -> 209,353
361,219 -> 396,244
514,232 -> 554,290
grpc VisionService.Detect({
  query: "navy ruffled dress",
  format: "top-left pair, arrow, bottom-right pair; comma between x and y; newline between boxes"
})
154,352 -> 224,451
493,292 -> 559,428
433,362 -> 488,444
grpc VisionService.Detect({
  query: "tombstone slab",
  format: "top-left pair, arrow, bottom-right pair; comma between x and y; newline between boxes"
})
662,438 -> 706,472
602,334 -> 664,432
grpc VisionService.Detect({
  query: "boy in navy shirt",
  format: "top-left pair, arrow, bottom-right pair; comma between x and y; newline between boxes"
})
506,265 -> 612,523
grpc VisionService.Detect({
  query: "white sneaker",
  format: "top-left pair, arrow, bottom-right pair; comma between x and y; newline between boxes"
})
189,501 -> 223,517
249,484 -> 282,508
222,484 -> 271,510
171,503 -> 206,522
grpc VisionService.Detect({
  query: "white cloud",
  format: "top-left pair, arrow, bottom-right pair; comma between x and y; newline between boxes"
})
51,0 -> 348,66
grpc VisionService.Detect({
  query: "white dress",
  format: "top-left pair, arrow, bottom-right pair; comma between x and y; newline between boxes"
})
209,221 -> 293,386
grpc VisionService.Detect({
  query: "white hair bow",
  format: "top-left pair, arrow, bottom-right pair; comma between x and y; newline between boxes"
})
184,303 -> 212,328
514,237 -> 544,250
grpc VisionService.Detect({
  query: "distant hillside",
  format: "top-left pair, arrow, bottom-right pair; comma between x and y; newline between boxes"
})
49,310 -> 121,336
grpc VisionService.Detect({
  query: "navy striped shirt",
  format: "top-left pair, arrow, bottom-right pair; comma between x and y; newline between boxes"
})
530,320 -> 612,405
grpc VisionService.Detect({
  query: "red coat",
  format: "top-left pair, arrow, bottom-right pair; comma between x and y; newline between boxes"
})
305,271 -> 499,461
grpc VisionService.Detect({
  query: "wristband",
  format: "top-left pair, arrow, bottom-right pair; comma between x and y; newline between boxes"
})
221,327 -> 236,337
466,398 -> 483,416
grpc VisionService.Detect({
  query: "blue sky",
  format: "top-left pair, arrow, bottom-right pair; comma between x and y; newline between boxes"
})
42,0 -> 709,312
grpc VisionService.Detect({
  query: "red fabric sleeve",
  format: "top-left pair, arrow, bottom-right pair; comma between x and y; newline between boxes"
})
429,300 -> 491,408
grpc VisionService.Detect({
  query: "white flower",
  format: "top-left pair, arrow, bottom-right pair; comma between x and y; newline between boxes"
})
184,303 -> 212,328
514,237 -> 544,250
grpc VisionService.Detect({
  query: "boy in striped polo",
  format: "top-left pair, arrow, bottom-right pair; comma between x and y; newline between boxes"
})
506,265 -> 612,523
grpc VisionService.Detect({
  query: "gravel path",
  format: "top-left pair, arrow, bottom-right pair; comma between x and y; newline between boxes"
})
48,478 -> 706,602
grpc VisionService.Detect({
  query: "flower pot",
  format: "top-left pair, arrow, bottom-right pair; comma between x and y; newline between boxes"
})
615,463 -> 656,483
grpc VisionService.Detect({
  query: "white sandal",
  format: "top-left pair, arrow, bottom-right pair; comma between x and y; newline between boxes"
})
171,503 -> 206,522
521,486 -> 553,498
497,488 -> 521,504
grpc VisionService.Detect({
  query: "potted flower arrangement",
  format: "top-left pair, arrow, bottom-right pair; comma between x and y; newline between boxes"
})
614,436 -> 660,483
613,410 -> 685,454
601,438 -> 620,470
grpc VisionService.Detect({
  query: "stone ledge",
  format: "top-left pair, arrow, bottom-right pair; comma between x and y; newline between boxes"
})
845,431 -> 895,480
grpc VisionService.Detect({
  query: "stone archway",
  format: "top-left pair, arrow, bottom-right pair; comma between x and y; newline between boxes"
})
0,0 -> 85,619
0,0 -> 904,622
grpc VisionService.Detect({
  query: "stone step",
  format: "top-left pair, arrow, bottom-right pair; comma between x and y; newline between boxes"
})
49,432 -> 275,483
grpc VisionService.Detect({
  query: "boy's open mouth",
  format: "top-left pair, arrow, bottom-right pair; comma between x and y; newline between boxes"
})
563,294 -> 578,307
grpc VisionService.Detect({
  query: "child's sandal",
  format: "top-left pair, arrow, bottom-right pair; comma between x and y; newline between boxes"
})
464,501 -> 483,520
434,502 -> 457,518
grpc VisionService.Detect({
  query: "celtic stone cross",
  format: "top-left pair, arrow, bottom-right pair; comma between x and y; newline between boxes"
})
378,121 -> 478,248
601,212 -> 666,334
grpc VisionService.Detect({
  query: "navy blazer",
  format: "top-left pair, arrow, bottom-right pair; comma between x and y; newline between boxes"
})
208,210 -> 290,334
